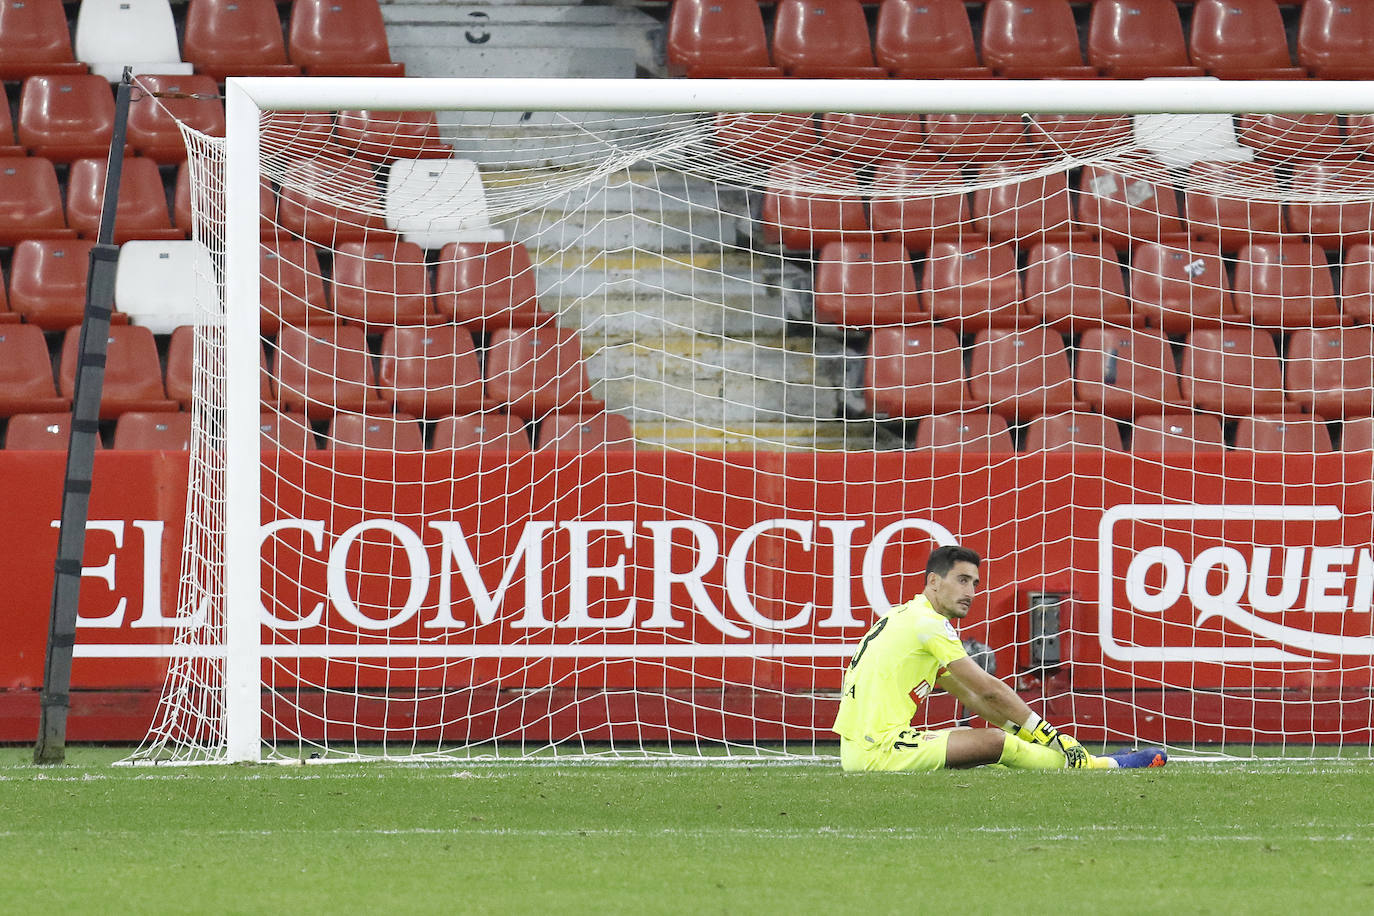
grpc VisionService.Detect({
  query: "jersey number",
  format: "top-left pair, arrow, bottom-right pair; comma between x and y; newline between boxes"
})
848,617 -> 889,670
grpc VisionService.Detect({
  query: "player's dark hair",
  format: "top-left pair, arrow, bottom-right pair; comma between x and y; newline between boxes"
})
926,545 -> 981,578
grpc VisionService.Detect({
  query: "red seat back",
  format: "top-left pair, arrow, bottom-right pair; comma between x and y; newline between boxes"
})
126,74 -> 225,163
485,326 -> 604,419
17,74 -> 114,162
1284,327 -> 1374,419
1234,415 -> 1333,453
329,239 -> 432,327
66,156 -> 181,243
1231,240 -> 1340,329
814,240 -> 923,327
920,240 -> 1023,328
1180,328 -> 1287,415
863,325 -> 968,419
914,411 -> 1015,451
1088,0 -> 1201,77
1075,327 -> 1185,418
771,0 -> 883,78
666,0 -> 777,78
431,413 -> 531,451
8,238 -> 94,329
980,0 -> 1097,77
273,323 -> 380,419
874,0 -> 989,77
183,0 -> 298,79
288,0 -> 404,76
1184,161 -> 1286,253
327,411 -> 424,451
1021,240 -> 1131,330
434,242 -> 545,328
1131,413 -> 1226,452
58,324 -> 177,418
1024,411 -> 1125,451
968,327 -> 1080,420
1190,0 -> 1304,77
377,325 -> 491,418
534,412 -> 636,451
1129,241 -> 1235,334
112,411 -> 193,450
0,324 -> 68,415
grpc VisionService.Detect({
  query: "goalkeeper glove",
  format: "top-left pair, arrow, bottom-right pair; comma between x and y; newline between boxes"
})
1006,713 -> 1090,769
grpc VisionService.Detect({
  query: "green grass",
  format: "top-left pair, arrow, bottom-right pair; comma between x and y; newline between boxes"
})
2,747 -> 1372,915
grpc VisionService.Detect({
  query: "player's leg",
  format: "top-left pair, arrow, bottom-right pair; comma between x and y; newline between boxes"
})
943,727 -> 1012,768
979,731 -> 1121,770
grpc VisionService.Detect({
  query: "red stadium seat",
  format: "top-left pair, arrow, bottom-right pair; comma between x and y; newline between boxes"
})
7,239 -> 94,330
1077,163 -> 1187,250
328,239 -> 433,328
288,0 -> 405,76
1236,114 -> 1356,164
1234,414 -> 1334,453
58,324 -> 177,418
712,114 -> 820,165
112,411 -> 193,450
1024,411 -> 1125,451
66,156 -> 183,243
1287,161 -> 1374,251
0,0 -> 87,80
920,240 -> 1025,329
868,161 -> 969,254
182,0 -> 300,80
276,151 -> 389,245
260,238 -> 330,333
818,114 -> 925,165
126,74 -> 225,163
1180,328 -> 1287,416
1342,417 -> 1374,451
1189,0 -> 1305,79
914,411 -> 1015,451
1341,242 -> 1374,324
874,0 -> 992,78
0,157 -> 74,246
485,326 -> 604,420
1285,327 -> 1374,419
972,165 -> 1078,245
1230,240 -> 1341,329
1129,241 -> 1235,334
273,323 -> 381,419
1130,413 -> 1226,452
863,325 -> 968,419
431,413 -> 531,451
5,413 -> 95,450
1076,327 -> 1186,418
534,412 -> 637,451
434,242 -> 546,328
166,325 -> 272,409
0,324 -> 69,415
261,111 -> 336,161
968,327 -> 1082,420
1184,161 -> 1286,253
813,240 -> 924,327
666,0 -> 781,78
922,115 -> 1028,164
771,0 -> 887,79
760,158 -> 870,251
377,325 -> 496,418
1027,115 -> 1132,157
259,410 -> 317,452
327,411 -> 425,451
1087,0 -> 1204,77
17,74 -> 115,163
979,0 -> 1098,78
176,165 -> 280,237
336,110 -> 451,162
1297,0 -> 1374,79
1021,240 -> 1132,330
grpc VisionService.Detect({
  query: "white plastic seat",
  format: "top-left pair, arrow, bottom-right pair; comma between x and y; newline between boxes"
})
74,0 -> 194,81
114,240 -> 218,334
384,158 -> 505,250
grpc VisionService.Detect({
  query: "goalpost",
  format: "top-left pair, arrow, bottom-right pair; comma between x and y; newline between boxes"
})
131,77 -> 1374,764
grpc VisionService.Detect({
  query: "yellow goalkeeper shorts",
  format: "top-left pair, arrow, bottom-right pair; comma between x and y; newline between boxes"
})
839,728 -> 951,772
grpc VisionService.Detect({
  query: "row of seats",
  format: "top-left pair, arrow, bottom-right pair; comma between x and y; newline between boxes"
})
864,325 -> 1374,421
669,0 -> 1369,80
0,0 -> 402,83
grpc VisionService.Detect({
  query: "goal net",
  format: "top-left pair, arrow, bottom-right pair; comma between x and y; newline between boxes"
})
131,78 -> 1374,763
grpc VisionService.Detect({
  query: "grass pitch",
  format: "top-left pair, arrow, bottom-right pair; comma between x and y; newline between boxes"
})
1,747 -> 1372,915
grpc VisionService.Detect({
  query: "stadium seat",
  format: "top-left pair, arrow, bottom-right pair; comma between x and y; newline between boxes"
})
1024,411 -> 1125,451
5,412 -> 93,450
666,0 -> 781,78
384,158 -> 505,249
336,111 -> 451,162
1297,0 -> 1374,79
1189,0 -> 1305,79
1230,240 -> 1341,329
327,411 -> 425,451
0,324 -> 69,416
922,115 -> 1028,163
166,325 -> 274,410
273,322 -> 381,419
112,411 -> 193,450
114,241 -> 216,334
74,0 -> 193,81
434,242 -> 547,328
534,412 -> 637,451
1341,242 -> 1374,324
863,325 -> 968,419
1087,0 -> 1205,78
277,151 -> 389,245
920,240 -> 1025,328
182,0 -> 300,80
17,75 -> 116,162
868,161 -> 969,254
1027,115 -> 1132,157
376,325 -> 496,418
771,0 -> 888,79
1184,161 -> 1286,253
329,239 -> 433,328
1234,414 -> 1334,453
1021,240 -> 1132,330
760,158 -> 870,251
178,168 -> 280,238
979,0 -> 1098,79
1075,327 -> 1186,418
913,411 -> 1015,451
257,410 -> 317,452
1284,327 -> 1374,419
971,165 -> 1078,245
1130,413 -> 1226,452
126,75 -> 225,163
1129,241 -> 1235,334
431,412 -> 532,451
66,157 -> 184,244
1236,114 -> 1355,164
1180,328 -> 1287,416
818,114 -> 925,165
712,113 -> 820,165
7,239 -> 94,329
0,157 -> 72,246
58,324 -> 178,418
813,240 -> 924,327
1342,417 -> 1374,451
1287,161 -> 1374,251
288,0 -> 405,76
260,238 -> 330,333
484,326 -> 605,420
0,0 -> 87,80
968,327 -> 1083,420
261,110 -> 336,161
874,0 -> 992,78
1077,163 -> 1187,250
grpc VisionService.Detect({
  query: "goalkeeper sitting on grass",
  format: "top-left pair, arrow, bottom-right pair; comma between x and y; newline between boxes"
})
834,544 -> 1166,772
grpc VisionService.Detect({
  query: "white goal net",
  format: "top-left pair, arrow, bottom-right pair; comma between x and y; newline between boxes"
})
132,78 -> 1374,763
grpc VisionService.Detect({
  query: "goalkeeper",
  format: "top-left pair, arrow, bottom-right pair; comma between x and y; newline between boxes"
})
833,545 -> 1166,772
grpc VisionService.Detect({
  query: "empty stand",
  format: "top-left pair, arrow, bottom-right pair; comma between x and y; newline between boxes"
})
1285,327 -> 1374,419
434,242 -> 546,328
666,0 -> 781,78
760,158 -> 869,251
115,241 -> 216,334
431,413 -> 532,451
1077,164 -> 1187,249
1342,417 -> 1374,452
112,411 -> 193,450
534,413 -> 637,451
0,0 -> 87,80
922,115 -> 1028,163
126,74 -> 225,163
288,0 -> 405,76
1024,411 -> 1125,451
914,411 -> 1015,451
484,326 -> 604,420
0,157 -> 73,246
874,0 -> 992,78
1189,0 -> 1305,79
968,327 -> 1082,420
1234,415 -> 1334,453
273,323 -> 381,419
979,0 -> 1097,78
329,239 -> 433,327
819,114 -> 925,164
1129,241 -> 1235,333
0,324 -> 69,415
58,324 -> 177,418
1076,327 -> 1186,418
920,240 -> 1024,328
1180,328 -> 1287,416
260,410 -> 317,451
377,325 -> 495,418
336,110 -> 451,162
1297,0 -> 1374,79
260,238 -> 330,332
277,151 -> 388,245
868,161 -> 968,254
182,0 -> 300,80
328,411 -> 425,451
1021,240 -> 1132,330
66,156 -> 184,244
863,325 -> 968,419
1184,161 -> 1285,253
1130,413 -> 1226,452
1236,114 -> 1355,164
1087,0 -> 1204,78
1230,240 -> 1341,328
814,240 -> 924,327
5,413 -> 90,450
18,75 -> 115,162
385,158 -> 504,249
1342,242 -> 1374,324
7,239 -> 94,329
74,0 -> 193,81
712,113 -> 820,165
972,166 -> 1077,245
1287,161 -> 1374,250
771,0 -> 887,79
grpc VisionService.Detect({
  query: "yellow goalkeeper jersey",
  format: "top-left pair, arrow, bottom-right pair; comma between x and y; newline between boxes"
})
832,595 -> 968,746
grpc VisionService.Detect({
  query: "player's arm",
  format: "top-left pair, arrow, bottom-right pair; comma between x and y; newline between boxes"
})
937,657 -> 1090,767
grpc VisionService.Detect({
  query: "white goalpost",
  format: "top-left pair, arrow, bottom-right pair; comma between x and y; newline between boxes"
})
131,77 -> 1374,763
